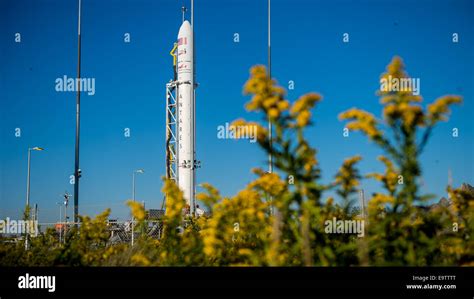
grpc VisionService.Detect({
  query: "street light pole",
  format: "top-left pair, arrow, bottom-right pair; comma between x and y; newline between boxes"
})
26,148 -> 32,209
62,191 -> 70,242
64,199 -> 68,239
132,172 -> 136,203
25,146 -> 44,250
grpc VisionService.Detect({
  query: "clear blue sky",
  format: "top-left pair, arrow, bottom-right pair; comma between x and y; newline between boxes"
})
1,0 -> 472,223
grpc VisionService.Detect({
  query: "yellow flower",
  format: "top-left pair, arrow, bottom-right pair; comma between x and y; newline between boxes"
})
366,156 -> 398,194
263,96 -> 279,109
340,108 -> 383,139
334,155 -> 362,196
243,65 -> 288,121
296,110 -> 311,127
126,200 -> 146,221
401,104 -> 424,128
427,95 -> 462,123
200,184 -> 270,264
383,104 -> 400,120
238,248 -> 254,256
131,254 -> 151,266
196,182 -> 220,209
344,155 -> 362,166
248,169 -> 287,198
268,108 -> 280,119
277,100 -> 290,112
377,56 -> 423,104
290,93 -> 322,115
162,179 -> 185,219
387,56 -> 405,76
368,193 -> 395,215
303,155 -> 317,172
326,197 -> 334,206
271,85 -> 286,96
230,119 -> 268,143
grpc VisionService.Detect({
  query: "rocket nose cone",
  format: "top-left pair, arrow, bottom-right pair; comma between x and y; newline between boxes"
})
178,20 -> 192,37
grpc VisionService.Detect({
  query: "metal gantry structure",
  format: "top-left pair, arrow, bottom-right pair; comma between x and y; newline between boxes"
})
165,81 -> 179,184
165,79 -> 201,201
163,80 -> 179,211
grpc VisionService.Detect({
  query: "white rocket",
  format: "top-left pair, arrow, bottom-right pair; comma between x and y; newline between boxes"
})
176,20 -> 196,211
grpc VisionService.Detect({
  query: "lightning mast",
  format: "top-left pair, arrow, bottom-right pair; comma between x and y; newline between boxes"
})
73,0 -> 82,224
268,0 -> 272,176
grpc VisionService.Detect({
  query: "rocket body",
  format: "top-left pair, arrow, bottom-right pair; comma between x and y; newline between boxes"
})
176,20 -> 195,209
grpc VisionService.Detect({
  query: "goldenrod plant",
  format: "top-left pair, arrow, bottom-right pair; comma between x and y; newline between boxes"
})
340,56 -> 465,265
1,58 -> 471,266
